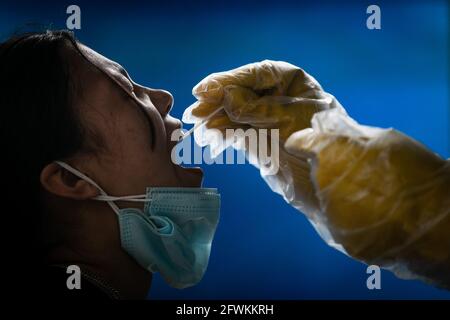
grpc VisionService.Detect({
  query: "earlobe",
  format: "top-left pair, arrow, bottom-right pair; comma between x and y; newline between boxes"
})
40,162 -> 99,200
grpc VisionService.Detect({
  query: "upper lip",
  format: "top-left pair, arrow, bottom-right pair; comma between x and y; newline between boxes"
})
167,118 -> 183,151
175,119 -> 183,131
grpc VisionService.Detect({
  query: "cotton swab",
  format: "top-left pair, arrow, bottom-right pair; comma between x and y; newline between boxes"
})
178,106 -> 225,142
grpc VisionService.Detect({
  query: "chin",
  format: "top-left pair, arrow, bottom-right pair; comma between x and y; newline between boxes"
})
174,165 -> 204,187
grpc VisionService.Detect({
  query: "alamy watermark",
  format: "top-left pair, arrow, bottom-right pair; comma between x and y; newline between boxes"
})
66,5 -> 81,30
366,5 -> 381,30
366,265 -> 381,290
171,128 -> 280,176
66,265 -> 81,290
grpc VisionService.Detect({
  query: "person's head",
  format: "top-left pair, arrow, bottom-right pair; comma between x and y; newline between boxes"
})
0,30 -> 202,297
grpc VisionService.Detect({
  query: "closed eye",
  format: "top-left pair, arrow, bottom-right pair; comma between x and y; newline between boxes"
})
114,64 -> 134,93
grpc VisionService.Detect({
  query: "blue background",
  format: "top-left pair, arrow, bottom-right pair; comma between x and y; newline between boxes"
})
1,0 -> 448,299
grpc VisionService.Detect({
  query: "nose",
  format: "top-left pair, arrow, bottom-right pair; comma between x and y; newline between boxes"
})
148,88 -> 174,117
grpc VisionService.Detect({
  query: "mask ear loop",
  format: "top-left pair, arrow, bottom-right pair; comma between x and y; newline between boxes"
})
93,195 -> 149,202
54,161 -> 147,216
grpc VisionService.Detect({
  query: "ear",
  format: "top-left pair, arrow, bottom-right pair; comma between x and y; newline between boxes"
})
40,162 -> 99,200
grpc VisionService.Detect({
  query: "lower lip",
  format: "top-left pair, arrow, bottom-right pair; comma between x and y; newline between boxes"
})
176,165 -> 204,187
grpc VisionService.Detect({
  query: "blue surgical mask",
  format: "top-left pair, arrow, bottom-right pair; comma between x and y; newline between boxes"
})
55,161 -> 221,289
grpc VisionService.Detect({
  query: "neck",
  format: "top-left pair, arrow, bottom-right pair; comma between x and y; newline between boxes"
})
45,200 -> 152,299
46,243 -> 152,299
78,260 -> 152,299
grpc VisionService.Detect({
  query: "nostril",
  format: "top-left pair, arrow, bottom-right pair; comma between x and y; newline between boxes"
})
164,100 -> 173,116
151,89 -> 174,116
163,91 -> 174,115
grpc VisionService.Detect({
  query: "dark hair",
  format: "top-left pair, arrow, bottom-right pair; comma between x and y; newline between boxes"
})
0,30 -> 96,281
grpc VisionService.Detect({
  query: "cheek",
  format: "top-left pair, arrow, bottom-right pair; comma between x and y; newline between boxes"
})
94,101 -> 182,192
122,112 -> 153,148
111,117 -> 179,186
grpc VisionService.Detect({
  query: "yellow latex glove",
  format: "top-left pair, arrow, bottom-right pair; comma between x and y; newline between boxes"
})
184,61 -> 450,289
183,60 -> 345,211
285,109 -> 450,289
183,60 -> 346,154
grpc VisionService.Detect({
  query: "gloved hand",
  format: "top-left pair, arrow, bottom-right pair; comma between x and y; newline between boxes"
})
183,60 -> 346,154
284,109 -> 450,289
184,61 -> 450,289
183,60 -> 345,211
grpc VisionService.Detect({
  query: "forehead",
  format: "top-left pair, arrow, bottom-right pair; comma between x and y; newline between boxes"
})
77,44 -> 122,78
71,44 -> 130,100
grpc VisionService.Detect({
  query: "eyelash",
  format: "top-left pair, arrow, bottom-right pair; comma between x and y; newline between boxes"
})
125,79 -> 134,93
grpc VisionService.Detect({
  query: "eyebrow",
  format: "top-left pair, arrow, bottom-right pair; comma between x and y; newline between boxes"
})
113,63 -> 130,79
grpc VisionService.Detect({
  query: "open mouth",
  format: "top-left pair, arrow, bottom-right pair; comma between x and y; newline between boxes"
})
167,117 -> 204,187
174,164 -> 204,187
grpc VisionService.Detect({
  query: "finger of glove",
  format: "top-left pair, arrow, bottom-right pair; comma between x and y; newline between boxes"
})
285,129 -> 364,188
204,112 -> 249,131
189,112 -> 251,146
193,60 -> 300,102
192,113 -> 251,155
281,148 -> 320,214
284,129 -> 388,233
223,85 -> 333,140
286,68 -> 324,97
182,100 -> 221,124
